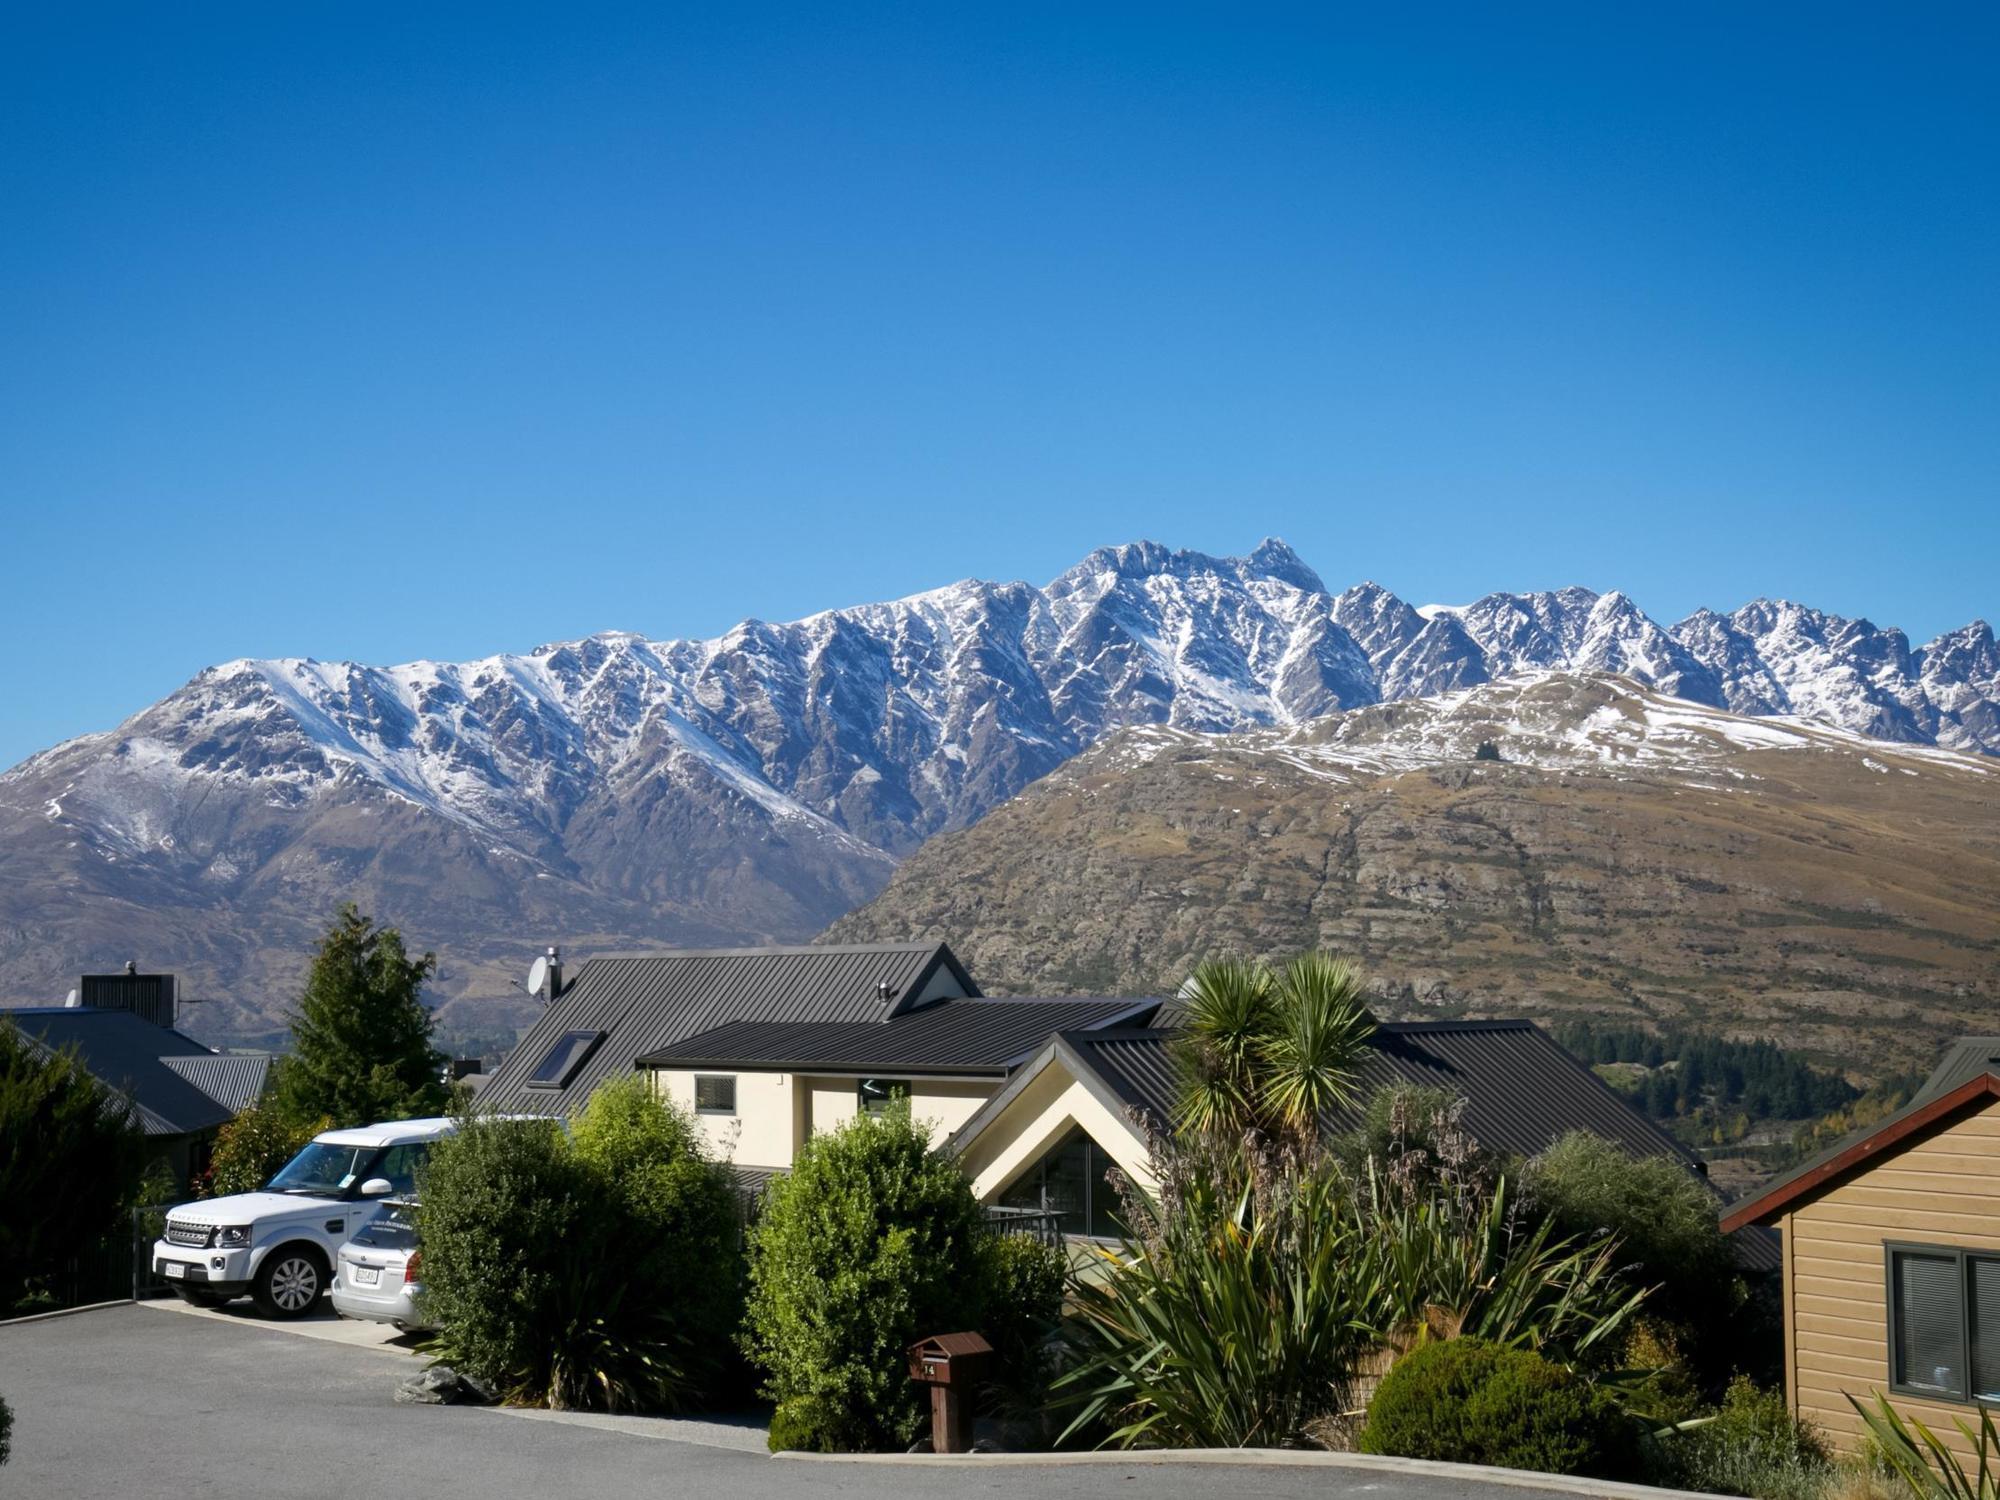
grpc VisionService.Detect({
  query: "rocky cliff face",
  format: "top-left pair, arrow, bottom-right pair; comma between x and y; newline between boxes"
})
3,539 -> 1993,1044
829,675 -> 2000,1075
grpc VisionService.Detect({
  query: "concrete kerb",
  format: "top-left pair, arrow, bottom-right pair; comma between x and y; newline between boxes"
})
0,1299 -> 132,1327
779,1446 -> 1721,1499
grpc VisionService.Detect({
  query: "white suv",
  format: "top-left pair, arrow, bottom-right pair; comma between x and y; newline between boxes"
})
153,1117 -> 455,1319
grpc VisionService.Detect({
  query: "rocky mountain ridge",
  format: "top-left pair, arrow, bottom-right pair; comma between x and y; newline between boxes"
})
1,539 -> 1992,1042
829,674 -> 2000,1075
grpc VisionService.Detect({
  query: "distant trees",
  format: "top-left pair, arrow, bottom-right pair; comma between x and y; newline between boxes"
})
268,905 -> 449,1130
1555,1022 -> 1857,1124
1474,740 -> 1503,762
0,1017 -> 150,1313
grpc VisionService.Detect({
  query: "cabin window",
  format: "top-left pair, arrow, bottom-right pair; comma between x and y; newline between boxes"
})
995,1128 -> 1125,1239
857,1079 -> 910,1116
694,1075 -> 736,1115
1886,1244 -> 2000,1404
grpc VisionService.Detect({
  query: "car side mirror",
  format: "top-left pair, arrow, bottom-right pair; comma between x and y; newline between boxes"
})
359,1178 -> 394,1198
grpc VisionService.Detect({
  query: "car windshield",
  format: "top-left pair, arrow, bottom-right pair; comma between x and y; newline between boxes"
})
266,1142 -> 376,1196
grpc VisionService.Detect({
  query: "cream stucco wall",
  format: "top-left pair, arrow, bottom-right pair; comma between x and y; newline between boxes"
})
653,1068 -> 795,1167
653,1069 -> 1000,1169
954,1062 -> 1156,1204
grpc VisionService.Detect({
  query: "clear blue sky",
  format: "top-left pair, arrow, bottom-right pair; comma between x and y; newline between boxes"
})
2,3 -> 1994,770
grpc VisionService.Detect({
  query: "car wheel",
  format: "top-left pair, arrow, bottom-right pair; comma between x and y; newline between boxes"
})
253,1246 -> 326,1319
175,1287 -> 230,1309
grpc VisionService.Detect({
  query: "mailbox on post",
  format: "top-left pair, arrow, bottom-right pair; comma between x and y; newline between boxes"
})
907,1331 -> 993,1453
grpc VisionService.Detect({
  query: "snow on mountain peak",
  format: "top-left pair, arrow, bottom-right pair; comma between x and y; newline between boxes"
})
7,541 -> 1995,876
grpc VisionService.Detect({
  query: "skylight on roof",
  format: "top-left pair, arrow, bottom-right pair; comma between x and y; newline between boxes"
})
525,1029 -> 605,1090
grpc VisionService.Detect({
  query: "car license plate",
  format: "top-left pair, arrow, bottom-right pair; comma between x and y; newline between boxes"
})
163,1262 -> 186,1279
352,1266 -> 380,1287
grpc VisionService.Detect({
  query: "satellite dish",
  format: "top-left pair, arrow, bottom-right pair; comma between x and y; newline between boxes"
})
64,988 -> 80,1008
526,955 -> 550,998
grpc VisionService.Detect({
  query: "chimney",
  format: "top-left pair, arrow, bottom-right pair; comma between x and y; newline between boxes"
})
545,945 -> 563,1002
877,979 -> 894,1003
79,967 -> 178,1028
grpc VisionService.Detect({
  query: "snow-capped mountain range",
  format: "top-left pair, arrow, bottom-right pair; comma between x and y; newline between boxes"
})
0,538 -> 1992,1040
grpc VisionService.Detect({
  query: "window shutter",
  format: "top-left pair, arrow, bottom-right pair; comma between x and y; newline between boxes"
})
1970,1258 -> 2000,1402
1894,1251 -> 1967,1399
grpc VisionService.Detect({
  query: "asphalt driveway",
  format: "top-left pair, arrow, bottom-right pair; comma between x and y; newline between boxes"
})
2,1302 -> 1601,1500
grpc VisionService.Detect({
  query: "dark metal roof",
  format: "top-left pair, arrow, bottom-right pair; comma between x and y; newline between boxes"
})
1912,1037 -> 2000,1107
954,1015 -> 1775,1271
478,943 -> 978,1115
641,997 -> 1161,1074
1067,1019 -> 1698,1165
4,1008 -> 237,1137
162,1053 -> 273,1114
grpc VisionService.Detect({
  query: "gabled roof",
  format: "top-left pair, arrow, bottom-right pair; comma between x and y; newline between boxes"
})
954,1020 -> 1780,1272
1720,1052 -> 2000,1234
4,1008 -> 240,1138
641,996 -> 1161,1075
478,942 -> 977,1114
162,1053 -> 273,1114
963,1019 -> 1696,1166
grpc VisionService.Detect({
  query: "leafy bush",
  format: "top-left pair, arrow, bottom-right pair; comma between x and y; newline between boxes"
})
0,1018 -> 150,1313
418,1085 -> 740,1413
204,1105 -> 327,1198
1058,1095 -> 1645,1452
742,1104 -> 988,1453
1648,1378 -> 1834,1500
1060,1134 -> 1379,1449
1359,1337 -> 1629,1477
1525,1131 -> 1746,1383
569,1076 -> 743,1362
1335,1083 -> 1489,1187
979,1231 -> 1067,1411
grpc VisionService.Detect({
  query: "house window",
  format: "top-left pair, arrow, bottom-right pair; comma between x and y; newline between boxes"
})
524,1029 -> 605,1090
694,1075 -> 736,1116
857,1079 -> 909,1116
1886,1244 -> 2000,1404
996,1128 -> 1126,1239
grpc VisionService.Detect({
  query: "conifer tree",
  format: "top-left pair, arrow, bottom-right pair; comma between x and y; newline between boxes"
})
270,905 -> 448,1129
0,1018 -> 149,1311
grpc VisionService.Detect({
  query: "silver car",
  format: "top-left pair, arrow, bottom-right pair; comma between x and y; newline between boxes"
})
330,1202 -> 429,1330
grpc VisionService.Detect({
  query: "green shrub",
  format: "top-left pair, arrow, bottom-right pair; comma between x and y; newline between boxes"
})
1056,1110 -> 1643,1451
1850,1393 -> 1999,1500
1335,1083 -> 1489,1186
204,1105 -> 327,1198
1525,1131 -> 1749,1386
417,1088 -> 741,1413
1359,1337 -> 1629,1477
570,1076 -> 744,1364
1649,1378 -> 1833,1500
1060,1136 -> 1379,1449
979,1231 -> 1068,1417
0,1018 -> 150,1313
742,1104 -> 987,1453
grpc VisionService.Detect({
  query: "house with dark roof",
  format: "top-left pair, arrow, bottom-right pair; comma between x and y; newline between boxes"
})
1721,1036 -> 2000,1460
477,942 -> 981,1118
640,996 -> 1160,1168
948,1020 -> 1717,1241
5,1000 -> 272,1192
487,941 -> 1733,1256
